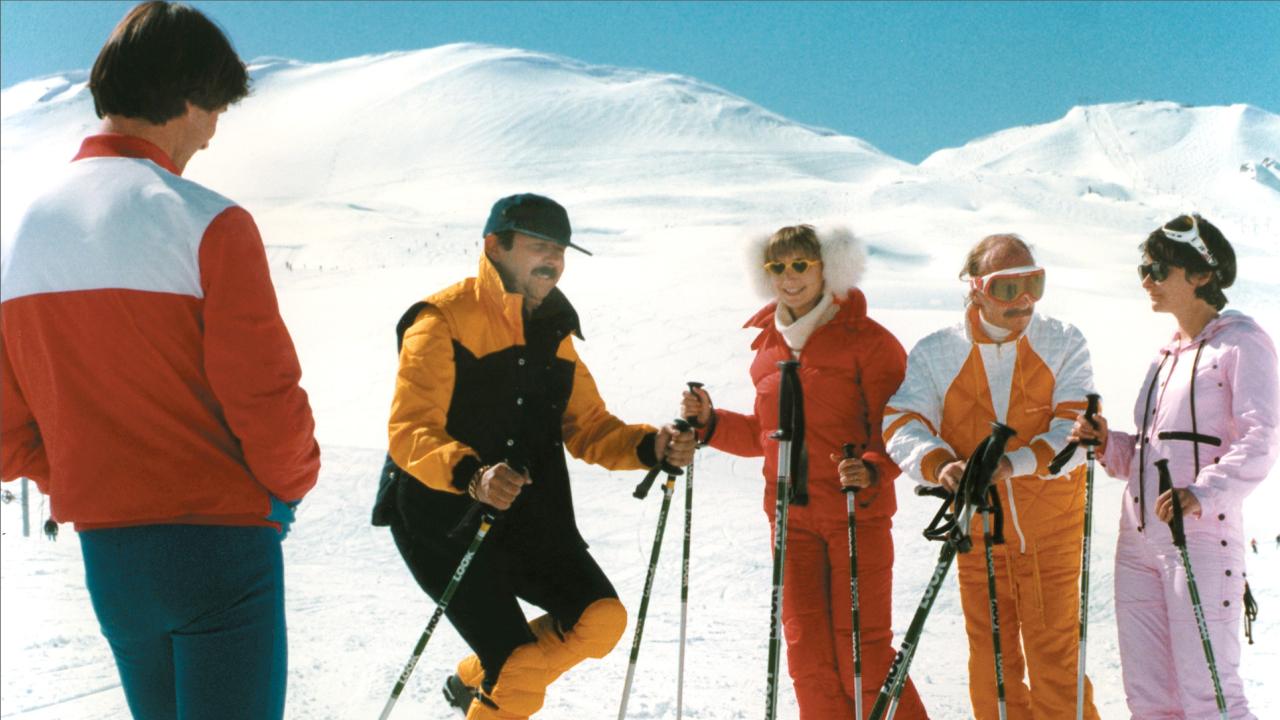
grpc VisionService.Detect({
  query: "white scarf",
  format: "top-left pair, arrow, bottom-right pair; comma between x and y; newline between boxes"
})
775,292 -> 838,357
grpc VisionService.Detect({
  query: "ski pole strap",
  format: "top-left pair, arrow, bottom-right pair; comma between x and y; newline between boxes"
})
1154,459 -> 1187,547
1244,582 -> 1257,645
917,484 -> 958,542
1048,393 -> 1101,475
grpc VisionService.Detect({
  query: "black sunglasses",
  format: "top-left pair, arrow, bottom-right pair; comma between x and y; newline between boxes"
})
763,259 -> 822,275
1138,261 -> 1171,282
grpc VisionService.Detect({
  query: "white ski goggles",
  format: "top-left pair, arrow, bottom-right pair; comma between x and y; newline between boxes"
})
968,265 -> 1045,304
1161,214 -> 1217,268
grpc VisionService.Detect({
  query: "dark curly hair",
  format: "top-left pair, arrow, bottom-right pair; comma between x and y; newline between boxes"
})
1141,214 -> 1235,310
90,1 -> 249,124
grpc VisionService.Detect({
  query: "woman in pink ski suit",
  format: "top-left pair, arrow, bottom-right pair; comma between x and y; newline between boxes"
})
1071,214 -> 1278,719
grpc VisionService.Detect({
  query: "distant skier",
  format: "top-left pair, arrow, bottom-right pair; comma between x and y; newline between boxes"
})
374,193 -> 694,719
0,3 -> 320,719
884,234 -> 1102,719
1252,538 -> 1259,554
1070,213 -> 1277,719
681,224 -> 928,719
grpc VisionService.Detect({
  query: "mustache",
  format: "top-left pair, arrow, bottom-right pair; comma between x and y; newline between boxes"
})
532,266 -> 558,279
1003,308 -> 1033,318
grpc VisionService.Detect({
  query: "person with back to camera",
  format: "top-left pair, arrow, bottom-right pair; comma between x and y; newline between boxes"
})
1069,213 -> 1277,719
0,3 -> 320,718
681,224 -> 928,719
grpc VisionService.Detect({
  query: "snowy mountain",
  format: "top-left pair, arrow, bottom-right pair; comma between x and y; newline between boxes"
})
2,44 -> 1279,719
922,100 -> 1280,224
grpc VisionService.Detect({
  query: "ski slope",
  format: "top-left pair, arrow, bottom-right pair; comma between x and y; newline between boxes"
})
3,44 -> 1279,719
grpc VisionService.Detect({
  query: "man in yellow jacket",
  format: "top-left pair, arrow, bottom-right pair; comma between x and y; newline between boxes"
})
373,193 -> 694,719
883,234 -> 1101,719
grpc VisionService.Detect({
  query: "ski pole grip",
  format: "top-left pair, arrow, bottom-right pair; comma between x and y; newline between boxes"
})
772,361 -> 800,442
841,443 -> 859,495
1081,393 -> 1101,446
686,381 -> 706,428
915,484 -> 950,499
1154,459 -> 1187,547
982,423 -> 1016,473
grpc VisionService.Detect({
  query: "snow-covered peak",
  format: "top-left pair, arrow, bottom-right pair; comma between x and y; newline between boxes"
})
921,101 -> 1280,210
0,71 -> 89,120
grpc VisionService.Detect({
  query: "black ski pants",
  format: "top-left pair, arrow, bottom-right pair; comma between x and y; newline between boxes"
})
389,493 -> 617,688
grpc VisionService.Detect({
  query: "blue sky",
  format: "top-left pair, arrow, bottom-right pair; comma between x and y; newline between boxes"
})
2,1 -> 1276,163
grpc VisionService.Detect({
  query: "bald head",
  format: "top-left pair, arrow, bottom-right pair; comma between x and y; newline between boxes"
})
961,234 -> 1035,278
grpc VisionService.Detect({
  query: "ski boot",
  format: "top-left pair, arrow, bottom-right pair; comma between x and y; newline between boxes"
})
442,673 -> 476,715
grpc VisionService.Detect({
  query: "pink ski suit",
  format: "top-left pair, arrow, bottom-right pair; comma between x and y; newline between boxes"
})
1101,311 -> 1278,719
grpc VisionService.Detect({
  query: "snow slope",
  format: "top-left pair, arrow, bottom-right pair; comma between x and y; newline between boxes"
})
3,44 -> 1279,719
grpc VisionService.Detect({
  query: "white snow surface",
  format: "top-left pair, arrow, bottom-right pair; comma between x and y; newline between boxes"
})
2,44 -> 1279,719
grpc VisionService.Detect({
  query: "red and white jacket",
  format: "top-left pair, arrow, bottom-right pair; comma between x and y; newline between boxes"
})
1,134 -> 319,530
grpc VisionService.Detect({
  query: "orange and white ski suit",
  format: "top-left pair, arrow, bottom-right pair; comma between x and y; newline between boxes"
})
883,306 -> 1101,720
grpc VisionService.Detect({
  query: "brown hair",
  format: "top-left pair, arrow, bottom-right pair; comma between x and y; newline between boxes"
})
765,225 -> 823,262
90,1 -> 249,124
959,233 -> 1034,279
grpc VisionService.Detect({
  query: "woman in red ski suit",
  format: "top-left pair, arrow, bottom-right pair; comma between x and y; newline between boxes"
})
682,225 -> 927,719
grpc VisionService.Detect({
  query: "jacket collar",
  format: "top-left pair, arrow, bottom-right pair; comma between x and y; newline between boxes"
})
475,253 -> 583,339
1159,309 -> 1245,353
73,134 -> 181,176
745,288 -> 868,330
965,304 -> 1034,345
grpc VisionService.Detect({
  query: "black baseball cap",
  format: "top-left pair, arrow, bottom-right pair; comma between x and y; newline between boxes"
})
483,193 -> 591,256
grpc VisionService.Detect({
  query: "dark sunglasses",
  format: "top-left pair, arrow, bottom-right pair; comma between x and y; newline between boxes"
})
1138,261 -> 1172,282
763,259 -> 822,275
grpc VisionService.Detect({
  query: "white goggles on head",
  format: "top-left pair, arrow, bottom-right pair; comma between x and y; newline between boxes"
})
1161,214 -> 1217,268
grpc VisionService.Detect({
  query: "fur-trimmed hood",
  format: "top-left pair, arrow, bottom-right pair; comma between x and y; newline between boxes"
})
745,225 -> 867,300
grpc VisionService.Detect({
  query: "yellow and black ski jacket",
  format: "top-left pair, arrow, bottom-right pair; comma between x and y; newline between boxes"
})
373,255 -> 656,550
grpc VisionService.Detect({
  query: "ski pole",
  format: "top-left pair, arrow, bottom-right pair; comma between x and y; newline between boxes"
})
677,382 -> 704,720
872,422 -> 1016,720
1075,393 -> 1100,720
765,360 -> 803,720
618,419 -> 690,720
378,508 -> 497,720
841,443 -> 865,720
980,490 -> 1007,720
1155,459 -> 1228,720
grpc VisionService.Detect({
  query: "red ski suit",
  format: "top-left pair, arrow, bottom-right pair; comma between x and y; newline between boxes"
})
705,289 -> 927,719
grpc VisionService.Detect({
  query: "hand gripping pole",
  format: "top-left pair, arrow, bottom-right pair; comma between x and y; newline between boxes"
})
1155,459 -> 1228,720
1075,393 -> 1100,720
618,418 -> 691,719
676,382 -> 703,720
842,443 -> 865,720
871,422 -> 1016,720
765,361 -> 802,720
378,509 -> 498,720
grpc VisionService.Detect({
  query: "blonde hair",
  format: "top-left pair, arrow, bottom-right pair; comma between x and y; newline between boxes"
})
765,225 -> 823,262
